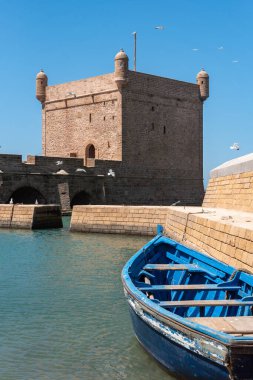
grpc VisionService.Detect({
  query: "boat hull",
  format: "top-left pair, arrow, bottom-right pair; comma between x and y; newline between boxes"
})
128,305 -> 230,380
122,233 -> 253,380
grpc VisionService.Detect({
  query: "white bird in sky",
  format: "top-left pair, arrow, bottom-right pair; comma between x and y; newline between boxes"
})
232,60 -> 239,63
230,143 -> 240,150
155,26 -> 165,30
192,48 -> 199,51
217,46 -> 224,50
56,160 -> 63,165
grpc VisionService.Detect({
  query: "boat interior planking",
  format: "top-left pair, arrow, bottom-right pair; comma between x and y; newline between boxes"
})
122,226 -> 253,380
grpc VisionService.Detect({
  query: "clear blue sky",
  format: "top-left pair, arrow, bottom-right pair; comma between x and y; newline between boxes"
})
0,0 -> 252,184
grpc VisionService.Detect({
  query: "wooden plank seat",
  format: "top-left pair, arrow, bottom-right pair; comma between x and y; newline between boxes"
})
143,263 -> 219,278
165,252 -> 226,279
144,264 -> 200,271
188,316 -> 253,335
138,284 -> 241,292
160,299 -> 253,308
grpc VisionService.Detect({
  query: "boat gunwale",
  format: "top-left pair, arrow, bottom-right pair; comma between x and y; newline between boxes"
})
122,233 -> 253,347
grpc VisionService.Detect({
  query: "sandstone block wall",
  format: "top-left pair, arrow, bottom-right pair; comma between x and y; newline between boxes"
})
70,205 -> 253,272
70,205 -> 170,235
11,205 -> 35,229
123,72 -> 203,179
39,69 -> 205,206
203,172 -> 253,212
165,207 -> 253,272
0,205 -> 62,229
203,154 -> 253,212
43,73 -> 122,161
0,205 -> 14,227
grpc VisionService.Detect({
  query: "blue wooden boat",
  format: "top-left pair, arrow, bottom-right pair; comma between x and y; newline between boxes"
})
121,226 -> 253,380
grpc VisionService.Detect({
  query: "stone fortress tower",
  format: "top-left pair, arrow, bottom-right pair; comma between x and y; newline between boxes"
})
196,69 -> 209,101
36,70 -> 48,103
114,49 -> 129,88
36,50 -> 209,206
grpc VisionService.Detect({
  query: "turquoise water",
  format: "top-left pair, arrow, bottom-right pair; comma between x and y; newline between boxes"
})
0,218 -> 176,380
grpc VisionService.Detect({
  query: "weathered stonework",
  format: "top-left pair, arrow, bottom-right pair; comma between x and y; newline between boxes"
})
203,154 -> 253,212
0,154 -> 105,211
70,205 -> 253,272
70,205 -> 170,235
35,51 -> 209,206
43,74 -> 122,162
0,204 -> 62,229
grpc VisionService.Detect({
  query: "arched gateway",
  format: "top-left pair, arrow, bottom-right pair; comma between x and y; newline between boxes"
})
70,190 -> 91,208
7,186 -> 46,204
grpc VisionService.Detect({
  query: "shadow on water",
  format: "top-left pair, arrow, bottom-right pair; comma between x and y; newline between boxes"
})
0,217 -> 177,380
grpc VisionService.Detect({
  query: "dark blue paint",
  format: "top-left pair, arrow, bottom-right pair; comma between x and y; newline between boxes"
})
122,231 -> 253,380
129,306 -> 229,380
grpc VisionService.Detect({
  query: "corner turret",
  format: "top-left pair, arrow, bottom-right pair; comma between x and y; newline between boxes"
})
196,68 -> 209,101
36,70 -> 48,103
114,49 -> 128,88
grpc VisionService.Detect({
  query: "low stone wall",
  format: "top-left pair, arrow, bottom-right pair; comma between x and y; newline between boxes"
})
203,153 -> 253,212
70,205 -> 170,235
203,172 -> 253,212
70,205 -> 253,272
0,205 -> 14,228
166,207 -> 253,272
0,205 -> 62,229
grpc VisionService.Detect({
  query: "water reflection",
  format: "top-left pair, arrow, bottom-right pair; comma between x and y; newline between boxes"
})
0,219 -> 176,379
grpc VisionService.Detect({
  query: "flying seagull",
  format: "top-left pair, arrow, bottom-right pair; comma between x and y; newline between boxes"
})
232,60 -> 239,63
170,200 -> 181,206
107,169 -> 115,177
192,48 -> 199,51
217,46 -> 224,50
155,26 -> 165,30
230,143 -> 240,150
56,160 -> 63,165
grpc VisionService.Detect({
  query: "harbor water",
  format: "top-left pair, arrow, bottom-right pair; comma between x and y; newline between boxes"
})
0,218 -> 176,380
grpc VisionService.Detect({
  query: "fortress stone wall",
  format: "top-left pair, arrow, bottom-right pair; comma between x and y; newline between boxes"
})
122,71 -> 203,178
43,73 -> 122,161
0,49 -> 209,210
70,154 -> 253,271
0,154 -> 105,212
35,50 -> 209,206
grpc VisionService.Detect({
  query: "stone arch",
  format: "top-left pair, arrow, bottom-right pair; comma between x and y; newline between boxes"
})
70,190 -> 91,208
7,186 -> 46,204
